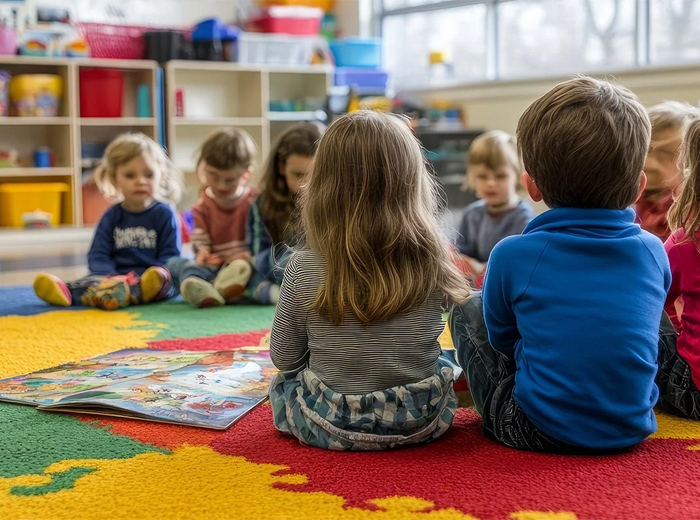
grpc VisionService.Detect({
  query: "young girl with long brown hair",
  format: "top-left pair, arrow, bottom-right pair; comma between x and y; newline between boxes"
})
246,122 -> 322,303
660,110 -> 700,421
268,111 -> 470,450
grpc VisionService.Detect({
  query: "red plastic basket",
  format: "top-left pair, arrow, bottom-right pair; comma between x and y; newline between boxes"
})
77,23 -> 149,60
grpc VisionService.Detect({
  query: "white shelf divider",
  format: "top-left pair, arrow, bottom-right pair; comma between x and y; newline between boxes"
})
80,117 -> 156,126
173,117 -> 265,126
0,167 -> 74,177
0,117 -> 71,125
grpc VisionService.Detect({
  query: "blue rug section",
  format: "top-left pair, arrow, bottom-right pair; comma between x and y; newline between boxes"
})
0,286 -> 77,317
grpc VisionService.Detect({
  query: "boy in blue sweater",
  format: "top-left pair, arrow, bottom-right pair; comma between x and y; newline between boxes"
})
449,76 -> 673,453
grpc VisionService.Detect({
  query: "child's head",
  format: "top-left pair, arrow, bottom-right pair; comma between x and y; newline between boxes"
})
517,76 -> 650,210
300,110 -> 469,325
667,110 -> 700,237
197,128 -> 257,199
645,101 -> 696,192
260,122 -> 323,242
465,130 -> 522,207
94,133 -> 183,207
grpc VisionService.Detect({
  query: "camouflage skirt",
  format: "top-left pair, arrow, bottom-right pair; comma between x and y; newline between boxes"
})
269,357 -> 459,451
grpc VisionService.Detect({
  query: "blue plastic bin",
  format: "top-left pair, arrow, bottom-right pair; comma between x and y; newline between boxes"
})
334,67 -> 388,89
330,38 -> 382,69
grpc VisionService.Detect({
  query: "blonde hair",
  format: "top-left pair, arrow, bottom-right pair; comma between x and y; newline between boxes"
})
463,130 -> 522,190
300,111 -> 470,325
648,101 -> 697,136
94,133 -> 183,205
259,122 -> 323,243
668,110 -> 700,240
197,128 -> 257,171
517,76 -> 650,209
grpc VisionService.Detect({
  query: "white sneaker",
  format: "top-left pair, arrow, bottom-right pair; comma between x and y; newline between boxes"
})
213,259 -> 252,302
180,278 -> 225,308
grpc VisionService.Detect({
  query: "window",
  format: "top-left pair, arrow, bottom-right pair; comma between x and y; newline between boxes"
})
499,0 -> 636,78
383,4 -> 488,87
379,0 -> 700,89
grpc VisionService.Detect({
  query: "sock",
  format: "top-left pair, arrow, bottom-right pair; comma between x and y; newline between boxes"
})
251,281 -> 281,305
140,266 -> 171,303
180,278 -> 225,308
34,273 -> 71,307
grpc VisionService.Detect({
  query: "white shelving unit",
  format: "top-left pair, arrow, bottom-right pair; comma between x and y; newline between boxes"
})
0,56 -> 159,229
165,61 -> 332,208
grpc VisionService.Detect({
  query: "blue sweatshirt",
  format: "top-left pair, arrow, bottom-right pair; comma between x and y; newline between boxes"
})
247,197 -> 293,281
88,202 -> 181,276
456,199 -> 534,263
483,207 -> 670,450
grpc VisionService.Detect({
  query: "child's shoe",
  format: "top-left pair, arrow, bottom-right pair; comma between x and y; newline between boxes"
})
181,277 -> 225,308
250,280 -> 281,305
34,273 -> 71,307
140,266 -> 172,303
213,259 -> 252,302
82,278 -> 131,310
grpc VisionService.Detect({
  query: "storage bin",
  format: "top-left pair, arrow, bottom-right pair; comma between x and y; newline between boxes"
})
9,74 -> 63,116
0,182 -> 68,228
237,33 -> 321,65
249,6 -> 323,35
79,68 -> 124,117
330,38 -> 382,69
334,67 -> 388,90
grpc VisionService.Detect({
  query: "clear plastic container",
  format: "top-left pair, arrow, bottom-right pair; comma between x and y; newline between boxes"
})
236,33 -> 323,65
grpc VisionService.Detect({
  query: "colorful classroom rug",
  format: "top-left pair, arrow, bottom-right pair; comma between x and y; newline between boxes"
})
2,286 -> 700,520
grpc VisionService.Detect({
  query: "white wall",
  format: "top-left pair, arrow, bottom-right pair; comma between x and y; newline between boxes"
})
402,65 -> 700,134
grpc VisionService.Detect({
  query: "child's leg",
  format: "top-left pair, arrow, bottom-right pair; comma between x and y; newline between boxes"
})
657,313 -> 700,420
449,295 -> 571,452
168,257 -> 223,308
34,273 -> 106,307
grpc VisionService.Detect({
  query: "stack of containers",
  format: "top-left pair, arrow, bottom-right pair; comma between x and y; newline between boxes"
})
330,38 -> 388,95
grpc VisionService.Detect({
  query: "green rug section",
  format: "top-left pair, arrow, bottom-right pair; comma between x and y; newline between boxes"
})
135,302 -> 276,340
11,467 -> 96,496
0,405 -> 165,479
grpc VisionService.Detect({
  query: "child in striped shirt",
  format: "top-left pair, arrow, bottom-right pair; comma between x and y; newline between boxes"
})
168,128 -> 259,308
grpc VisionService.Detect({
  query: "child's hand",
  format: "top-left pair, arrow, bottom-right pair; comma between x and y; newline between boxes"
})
196,250 -> 218,267
207,254 -> 224,268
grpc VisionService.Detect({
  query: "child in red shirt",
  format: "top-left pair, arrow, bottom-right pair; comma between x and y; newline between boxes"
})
661,110 -> 700,420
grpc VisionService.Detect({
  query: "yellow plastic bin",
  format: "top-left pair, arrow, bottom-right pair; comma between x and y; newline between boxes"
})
0,183 -> 68,228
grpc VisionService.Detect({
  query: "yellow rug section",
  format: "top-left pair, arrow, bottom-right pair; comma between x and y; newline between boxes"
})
0,310 -> 163,379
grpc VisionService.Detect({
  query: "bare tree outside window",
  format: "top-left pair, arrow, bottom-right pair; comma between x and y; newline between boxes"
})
650,0 -> 700,63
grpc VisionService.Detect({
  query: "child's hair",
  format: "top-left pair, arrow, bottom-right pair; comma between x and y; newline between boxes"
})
259,122 -> 323,243
668,111 -> 700,239
94,133 -> 183,204
516,76 -> 650,209
648,101 -> 697,136
463,130 -> 522,190
197,128 -> 257,171
300,111 -> 470,325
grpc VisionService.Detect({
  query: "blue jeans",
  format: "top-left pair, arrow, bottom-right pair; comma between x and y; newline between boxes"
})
167,257 -> 219,288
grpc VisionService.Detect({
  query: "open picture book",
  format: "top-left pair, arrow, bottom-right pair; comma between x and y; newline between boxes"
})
0,348 -> 278,430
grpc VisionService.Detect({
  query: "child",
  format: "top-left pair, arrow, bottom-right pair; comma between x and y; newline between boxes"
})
455,130 -> 534,277
636,101 -> 696,240
659,111 -> 700,421
268,111 -> 470,451
34,133 -> 183,310
450,76 -> 670,453
246,122 -> 323,303
167,128 -> 259,308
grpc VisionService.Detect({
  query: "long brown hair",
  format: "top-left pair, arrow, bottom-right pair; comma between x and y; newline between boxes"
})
300,111 -> 470,325
259,123 -> 323,243
668,111 -> 700,240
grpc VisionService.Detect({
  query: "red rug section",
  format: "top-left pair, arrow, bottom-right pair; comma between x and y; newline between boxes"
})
82,332 -> 700,520
147,330 -> 269,351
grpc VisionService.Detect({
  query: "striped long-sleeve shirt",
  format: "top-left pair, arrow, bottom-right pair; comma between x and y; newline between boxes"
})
191,187 -> 259,262
269,250 -> 446,394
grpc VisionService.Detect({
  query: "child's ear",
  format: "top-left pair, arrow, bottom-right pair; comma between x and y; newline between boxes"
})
521,172 -> 543,202
634,171 -> 647,203
242,168 -> 252,183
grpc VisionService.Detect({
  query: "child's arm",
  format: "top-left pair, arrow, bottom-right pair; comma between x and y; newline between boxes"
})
156,206 -> 182,265
190,204 -> 220,267
269,254 -> 309,371
481,243 -> 520,357
455,211 -> 485,275
664,236 -> 683,331
247,200 -> 274,271
87,210 -> 117,275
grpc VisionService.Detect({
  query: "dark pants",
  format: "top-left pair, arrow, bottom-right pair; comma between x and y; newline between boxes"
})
449,295 -> 634,454
657,314 -> 700,420
68,271 -> 175,307
167,257 -> 219,287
